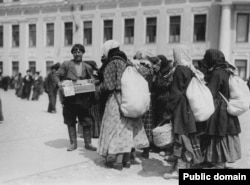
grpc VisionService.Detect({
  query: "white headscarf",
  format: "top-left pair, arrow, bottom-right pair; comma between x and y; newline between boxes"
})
173,45 -> 203,79
102,40 -> 120,57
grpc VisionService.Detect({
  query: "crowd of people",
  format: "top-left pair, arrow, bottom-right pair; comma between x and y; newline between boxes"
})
52,41 -> 243,180
0,40 -> 244,180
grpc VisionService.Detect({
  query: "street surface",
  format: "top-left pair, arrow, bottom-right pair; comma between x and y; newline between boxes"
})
0,89 -> 249,185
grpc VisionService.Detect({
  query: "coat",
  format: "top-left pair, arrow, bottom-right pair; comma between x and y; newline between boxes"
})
166,65 -> 197,135
54,60 -> 95,109
206,68 -> 241,136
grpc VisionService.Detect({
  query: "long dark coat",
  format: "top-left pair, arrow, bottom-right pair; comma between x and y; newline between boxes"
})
205,68 -> 241,136
167,65 -> 197,135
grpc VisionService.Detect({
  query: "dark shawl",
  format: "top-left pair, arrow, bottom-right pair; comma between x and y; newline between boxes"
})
204,49 -> 241,136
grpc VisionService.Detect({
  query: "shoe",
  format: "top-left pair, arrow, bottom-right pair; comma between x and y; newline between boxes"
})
123,162 -> 131,168
141,148 -> 150,159
112,163 -> 123,171
85,144 -> 97,151
164,155 -> 177,162
67,144 -> 77,151
163,171 -> 179,179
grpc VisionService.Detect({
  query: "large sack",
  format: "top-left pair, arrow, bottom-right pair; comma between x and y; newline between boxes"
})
220,75 -> 250,116
186,75 -> 215,122
120,66 -> 150,118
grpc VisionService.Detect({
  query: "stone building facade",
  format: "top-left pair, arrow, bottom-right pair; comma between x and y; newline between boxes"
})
0,0 -> 250,79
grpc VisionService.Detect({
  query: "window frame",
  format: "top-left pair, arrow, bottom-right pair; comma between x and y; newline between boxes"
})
236,13 -> 249,43
83,20 -> 92,45
169,15 -> 181,43
193,14 -> 207,42
64,22 -> 73,46
0,25 -> 3,47
146,17 -> 157,44
46,23 -> 55,47
103,19 -> 113,42
12,24 -> 20,47
124,18 -> 134,45
28,24 -> 36,47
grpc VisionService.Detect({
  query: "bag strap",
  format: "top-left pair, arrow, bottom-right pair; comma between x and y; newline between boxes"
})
219,92 -> 229,104
113,90 -> 124,117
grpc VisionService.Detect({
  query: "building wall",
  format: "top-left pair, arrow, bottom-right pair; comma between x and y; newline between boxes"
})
0,0 -> 249,78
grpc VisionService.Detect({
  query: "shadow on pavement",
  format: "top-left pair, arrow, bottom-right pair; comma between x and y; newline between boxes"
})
44,138 -> 69,149
137,158 -> 173,177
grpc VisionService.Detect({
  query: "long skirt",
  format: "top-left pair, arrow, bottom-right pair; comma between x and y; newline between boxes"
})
97,92 -> 149,157
173,134 -> 203,164
204,134 -> 241,163
89,103 -> 102,138
142,102 -> 153,143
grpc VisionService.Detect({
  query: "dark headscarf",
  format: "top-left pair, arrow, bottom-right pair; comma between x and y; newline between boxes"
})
98,47 -> 127,83
157,55 -> 172,74
203,49 -> 235,72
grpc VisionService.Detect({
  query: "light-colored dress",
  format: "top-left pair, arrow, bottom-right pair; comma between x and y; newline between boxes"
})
97,57 -> 149,157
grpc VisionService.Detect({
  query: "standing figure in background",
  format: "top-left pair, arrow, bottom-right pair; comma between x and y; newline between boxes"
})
2,75 -> 10,91
15,73 -> 23,98
22,69 -> 33,100
31,71 -> 43,101
44,63 -> 60,113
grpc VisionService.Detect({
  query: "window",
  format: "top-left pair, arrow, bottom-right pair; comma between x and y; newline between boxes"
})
12,61 -> 19,77
0,25 -> 3,47
104,20 -> 113,42
194,14 -> 206,42
46,23 -> 54,46
29,61 -> 36,75
13,0 -> 19,2
12,25 -> 19,47
146,17 -> 157,43
46,61 -> 53,75
169,16 -> 181,43
124,18 -> 134,44
83,21 -> 92,45
64,22 -> 73,46
236,14 -> 249,43
29,24 -> 36,47
235,60 -> 247,79
0,61 -> 3,74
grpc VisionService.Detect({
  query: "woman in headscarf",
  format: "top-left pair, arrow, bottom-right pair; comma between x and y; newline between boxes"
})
153,55 -> 174,157
202,49 -> 241,169
97,40 -> 149,170
153,55 -> 174,125
133,49 -> 155,158
163,45 -> 203,179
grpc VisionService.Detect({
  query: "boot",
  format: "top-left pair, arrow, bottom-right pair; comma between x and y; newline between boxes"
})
122,153 -> 131,168
163,158 -> 188,179
83,126 -> 97,151
141,147 -> 150,159
112,153 -> 123,170
67,125 -> 77,151
77,123 -> 84,138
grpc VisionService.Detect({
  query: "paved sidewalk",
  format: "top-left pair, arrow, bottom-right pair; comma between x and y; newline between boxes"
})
0,89 -> 249,185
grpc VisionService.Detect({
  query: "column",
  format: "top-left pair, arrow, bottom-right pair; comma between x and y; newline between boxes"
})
219,4 -> 232,62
